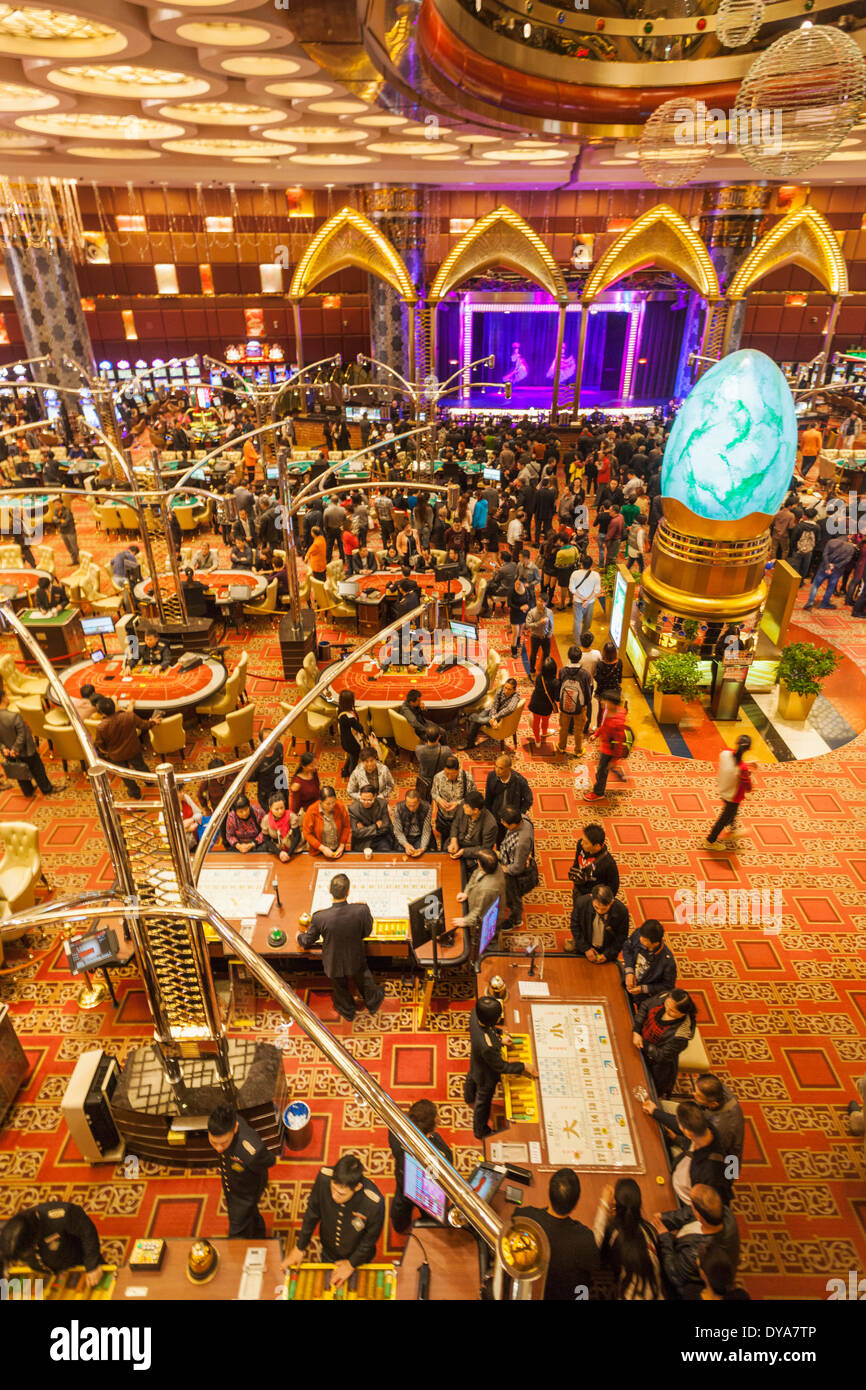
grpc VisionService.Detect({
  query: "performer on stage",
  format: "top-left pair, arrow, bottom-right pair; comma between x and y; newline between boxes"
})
503,342 -> 528,388
547,347 -> 577,384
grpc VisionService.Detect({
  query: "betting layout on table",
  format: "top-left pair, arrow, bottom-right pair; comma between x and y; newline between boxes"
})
198,866 -> 273,922
530,1001 -> 643,1172
310,864 -> 438,932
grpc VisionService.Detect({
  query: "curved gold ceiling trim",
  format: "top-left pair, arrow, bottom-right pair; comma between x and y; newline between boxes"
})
288,205 -> 417,303
582,203 -> 720,303
428,204 -> 569,304
727,205 -> 849,301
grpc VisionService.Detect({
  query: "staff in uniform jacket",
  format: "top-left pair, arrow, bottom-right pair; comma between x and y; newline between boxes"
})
297,871 -> 385,1021
207,1104 -> 276,1238
464,994 -> 537,1139
568,885 -> 629,961
128,628 -> 172,670
284,1154 -> 385,1288
33,576 -> 68,613
0,1201 -> 102,1285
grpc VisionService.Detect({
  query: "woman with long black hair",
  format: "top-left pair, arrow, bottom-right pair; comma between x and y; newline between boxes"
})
593,1177 -> 662,1300
705,734 -> 754,849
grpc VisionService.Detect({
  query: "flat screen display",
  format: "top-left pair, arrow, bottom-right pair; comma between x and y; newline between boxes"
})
479,896 -> 500,955
403,1152 -> 447,1222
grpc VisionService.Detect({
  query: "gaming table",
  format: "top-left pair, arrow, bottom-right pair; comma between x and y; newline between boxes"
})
476,954 -> 675,1219
59,654 -> 227,714
197,852 -> 469,967
112,1238 -> 284,1301
327,652 -> 487,716
134,569 -> 267,609
17,605 -> 86,665
0,567 -> 53,612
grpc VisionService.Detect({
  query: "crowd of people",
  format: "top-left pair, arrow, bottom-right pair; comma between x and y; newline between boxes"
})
6,381 -> 866,1304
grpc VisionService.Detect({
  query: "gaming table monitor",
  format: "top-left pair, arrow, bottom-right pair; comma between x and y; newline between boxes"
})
478,896 -> 501,957
403,1152 -> 448,1223
408,887 -> 446,950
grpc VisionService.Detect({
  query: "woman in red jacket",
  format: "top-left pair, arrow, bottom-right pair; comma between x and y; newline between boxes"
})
302,785 -> 351,858
705,735 -> 753,849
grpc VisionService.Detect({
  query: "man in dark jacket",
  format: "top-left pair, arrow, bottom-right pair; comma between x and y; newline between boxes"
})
297,872 -> 385,1020
567,885 -> 629,960
694,1074 -> 745,1167
349,788 -> 394,853
484,753 -> 532,841
642,1100 -> 734,1208
522,1169 -> 599,1301
621,919 -> 677,1002
568,822 -> 620,905
0,681 -> 56,796
464,994 -> 537,1139
284,1154 -> 384,1289
447,789 -> 498,887
653,1183 -> 740,1299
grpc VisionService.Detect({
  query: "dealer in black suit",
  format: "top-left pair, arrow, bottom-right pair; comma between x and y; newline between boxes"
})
283,1153 -> 385,1289
567,885 -> 629,962
207,1104 -> 276,1238
464,995 -> 537,1139
297,871 -> 385,1021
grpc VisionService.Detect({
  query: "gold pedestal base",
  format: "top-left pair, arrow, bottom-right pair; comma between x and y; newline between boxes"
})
77,976 -> 108,1010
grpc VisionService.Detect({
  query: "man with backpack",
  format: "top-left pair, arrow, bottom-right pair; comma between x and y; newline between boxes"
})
557,644 -> 594,755
788,508 -> 819,584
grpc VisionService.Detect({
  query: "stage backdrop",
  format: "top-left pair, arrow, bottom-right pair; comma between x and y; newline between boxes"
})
435,295 -> 687,407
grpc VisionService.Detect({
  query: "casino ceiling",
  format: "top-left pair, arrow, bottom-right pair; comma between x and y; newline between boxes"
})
0,1 -> 863,187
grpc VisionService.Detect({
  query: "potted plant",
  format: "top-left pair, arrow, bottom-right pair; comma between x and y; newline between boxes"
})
776,641 -> 842,720
647,651 -> 704,724
598,563 -> 617,614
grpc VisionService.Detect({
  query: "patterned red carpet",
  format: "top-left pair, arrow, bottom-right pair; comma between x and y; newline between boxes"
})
1,511 -> 865,1301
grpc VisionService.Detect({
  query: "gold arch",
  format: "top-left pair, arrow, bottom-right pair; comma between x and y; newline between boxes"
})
428,205 -> 569,304
288,205 -> 417,304
582,204 -> 720,303
726,205 -> 848,300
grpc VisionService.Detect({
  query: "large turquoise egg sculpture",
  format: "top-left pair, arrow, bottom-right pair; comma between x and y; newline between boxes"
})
661,349 -> 797,522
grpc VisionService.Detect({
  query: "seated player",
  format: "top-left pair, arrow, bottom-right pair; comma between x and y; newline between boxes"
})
193,541 -> 219,572
447,789 -> 498,889
225,794 -> 266,853
345,747 -> 395,803
388,1100 -> 453,1234
396,687 -> 427,736
392,788 -> 433,858
181,566 -> 216,619
303,785 -> 351,859
632,988 -> 698,1098
282,1155 -> 385,1290
33,575 -> 68,614
621,919 -> 677,1004
262,791 -> 296,862
350,544 -> 379,575
128,625 -> 172,670
349,787 -> 395,854
465,676 -> 519,750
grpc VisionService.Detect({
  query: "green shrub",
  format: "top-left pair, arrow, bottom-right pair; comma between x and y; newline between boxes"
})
647,651 -> 703,703
776,641 -> 841,697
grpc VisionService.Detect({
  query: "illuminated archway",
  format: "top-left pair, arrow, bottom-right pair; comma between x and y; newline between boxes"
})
726,205 -> 847,300
289,205 -> 418,377
573,205 -> 720,412
428,205 -> 569,413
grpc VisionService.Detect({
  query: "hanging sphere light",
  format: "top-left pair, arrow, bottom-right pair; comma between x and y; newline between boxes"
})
638,97 -> 713,187
716,0 -> 765,49
734,24 -> 866,177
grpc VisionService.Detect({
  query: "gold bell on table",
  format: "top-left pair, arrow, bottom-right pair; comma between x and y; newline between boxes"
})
488,975 -> 508,1002
186,1239 -> 219,1285
298,911 -> 312,931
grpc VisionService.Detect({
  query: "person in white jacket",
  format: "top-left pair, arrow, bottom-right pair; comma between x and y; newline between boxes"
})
346,748 -> 395,803
705,736 -> 753,848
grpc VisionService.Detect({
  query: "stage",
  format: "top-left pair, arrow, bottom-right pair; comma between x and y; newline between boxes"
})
440,386 -> 669,415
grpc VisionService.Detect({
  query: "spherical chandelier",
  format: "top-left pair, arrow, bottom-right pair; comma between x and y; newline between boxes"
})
638,97 -> 713,187
716,0 -> 765,49
734,24 -> 866,177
